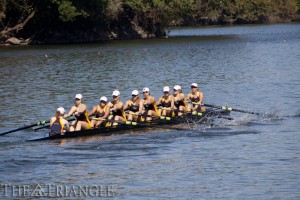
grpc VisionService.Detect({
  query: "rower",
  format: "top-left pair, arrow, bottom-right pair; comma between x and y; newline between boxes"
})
173,85 -> 188,116
89,96 -> 109,128
123,90 -> 143,123
107,90 -> 126,126
50,107 -> 70,136
157,86 -> 174,118
66,94 -> 91,131
141,87 -> 158,122
186,83 -> 206,113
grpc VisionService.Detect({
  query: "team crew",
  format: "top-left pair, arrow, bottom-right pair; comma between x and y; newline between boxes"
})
66,94 -> 91,131
173,85 -> 188,116
107,90 -> 126,126
157,86 -> 174,117
89,96 -> 109,128
141,87 -> 158,122
54,83 -> 205,132
50,107 -> 70,135
123,90 -> 143,122
186,83 -> 206,112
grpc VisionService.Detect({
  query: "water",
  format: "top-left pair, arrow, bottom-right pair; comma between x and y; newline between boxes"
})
0,23 -> 300,199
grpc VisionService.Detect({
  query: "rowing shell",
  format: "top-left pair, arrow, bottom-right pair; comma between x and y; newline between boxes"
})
27,109 -> 230,141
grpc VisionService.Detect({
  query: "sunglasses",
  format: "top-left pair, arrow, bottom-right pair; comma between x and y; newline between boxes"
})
75,98 -> 81,101
143,91 -> 148,94
132,95 -> 137,97
191,86 -> 197,88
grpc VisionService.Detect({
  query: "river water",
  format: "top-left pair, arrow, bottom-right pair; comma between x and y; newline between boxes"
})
0,23 -> 300,199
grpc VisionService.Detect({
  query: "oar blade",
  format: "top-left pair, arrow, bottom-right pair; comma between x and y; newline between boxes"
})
0,120 -> 50,136
0,124 -> 37,136
204,104 -> 263,116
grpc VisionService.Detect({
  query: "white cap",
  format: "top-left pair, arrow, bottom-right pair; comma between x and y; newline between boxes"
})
163,86 -> 170,92
100,96 -> 107,102
112,90 -> 120,96
174,85 -> 181,90
57,107 -> 65,115
75,94 -> 82,99
132,90 -> 139,95
191,83 -> 198,88
143,87 -> 150,92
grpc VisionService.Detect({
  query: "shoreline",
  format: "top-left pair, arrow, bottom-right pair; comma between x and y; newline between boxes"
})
1,20 -> 299,46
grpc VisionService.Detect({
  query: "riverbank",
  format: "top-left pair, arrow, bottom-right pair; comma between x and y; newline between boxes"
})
1,17 -> 299,46
1,0 -> 300,46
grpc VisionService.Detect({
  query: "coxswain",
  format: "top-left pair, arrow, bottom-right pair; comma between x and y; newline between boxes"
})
107,90 -> 126,126
141,87 -> 158,122
186,83 -> 206,112
50,107 -> 70,136
157,86 -> 175,117
66,94 -> 91,131
173,85 -> 188,116
123,90 -> 143,123
89,96 -> 109,128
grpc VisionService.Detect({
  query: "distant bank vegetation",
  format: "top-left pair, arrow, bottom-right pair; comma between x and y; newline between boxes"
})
1,0 -> 299,44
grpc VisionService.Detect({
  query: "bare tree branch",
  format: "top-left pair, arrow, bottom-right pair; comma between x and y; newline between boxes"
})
0,9 -> 35,38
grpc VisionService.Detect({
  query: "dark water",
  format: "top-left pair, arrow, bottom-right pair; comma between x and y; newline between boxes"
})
0,23 -> 300,199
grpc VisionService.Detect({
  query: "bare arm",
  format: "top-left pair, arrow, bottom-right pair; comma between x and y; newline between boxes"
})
139,100 -> 144,113
103,102 -> 112,119
199,92 -> 204,104
65,106 -> 76,118
50,117 -> 56,125
170,96 -> 175,109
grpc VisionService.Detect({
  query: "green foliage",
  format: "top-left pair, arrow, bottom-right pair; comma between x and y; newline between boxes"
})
234,0 -> 270,21
1,0 -> 299,42
51,0 -> 87,22
105,0 -> 123,20
0,0 -> 6,20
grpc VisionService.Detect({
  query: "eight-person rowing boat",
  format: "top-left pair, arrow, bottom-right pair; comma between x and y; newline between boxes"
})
43,82 -> 229,140
1,82 -> 242,140
31,108 -> 231,141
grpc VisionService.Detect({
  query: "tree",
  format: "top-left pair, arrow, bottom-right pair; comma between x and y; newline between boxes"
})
0,0 -> 35,39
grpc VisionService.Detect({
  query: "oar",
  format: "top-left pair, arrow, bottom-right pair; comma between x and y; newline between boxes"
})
161,107 -> 234,120
0,120 -> 50,136
203,104 -> 264,116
